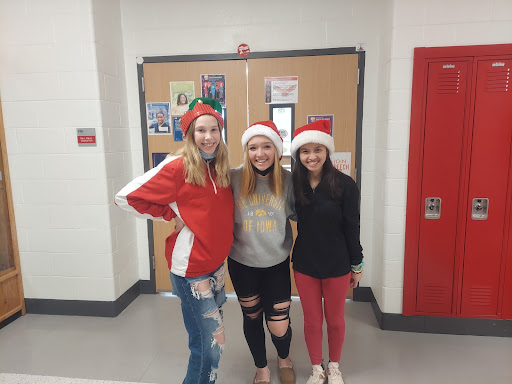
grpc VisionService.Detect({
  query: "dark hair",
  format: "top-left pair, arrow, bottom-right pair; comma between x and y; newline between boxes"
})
177,93 -> 188,105
292,150 -> 341,205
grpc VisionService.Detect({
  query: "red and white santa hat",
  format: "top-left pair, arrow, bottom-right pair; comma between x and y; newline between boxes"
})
291,120 -> 334,159
241,120 -> 284,158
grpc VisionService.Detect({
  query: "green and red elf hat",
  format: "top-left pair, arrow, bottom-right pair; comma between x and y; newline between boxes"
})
179,98 -> 224,137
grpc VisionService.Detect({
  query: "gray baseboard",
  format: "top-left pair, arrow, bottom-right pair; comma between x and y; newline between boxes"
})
25,281 -> 142,318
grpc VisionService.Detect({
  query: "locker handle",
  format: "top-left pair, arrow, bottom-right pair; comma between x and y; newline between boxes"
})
471,198 -> 488,220
425,197 -> 441,219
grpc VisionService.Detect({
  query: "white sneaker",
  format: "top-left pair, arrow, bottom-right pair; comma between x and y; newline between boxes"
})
326,362 -> 344,384
306,364 -> 326,384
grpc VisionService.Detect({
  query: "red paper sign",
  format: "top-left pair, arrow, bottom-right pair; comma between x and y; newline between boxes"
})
238,44 -> 250,57
78,136 -> 96,144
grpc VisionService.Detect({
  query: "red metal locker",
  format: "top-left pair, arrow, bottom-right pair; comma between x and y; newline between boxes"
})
460,58 -> 512,317
416,61 -> 470,314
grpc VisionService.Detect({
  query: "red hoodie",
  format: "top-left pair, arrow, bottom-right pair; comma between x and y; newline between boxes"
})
115,156 -> 234,277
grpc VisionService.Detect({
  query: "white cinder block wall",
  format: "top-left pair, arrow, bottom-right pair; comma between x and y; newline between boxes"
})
0,0 -> 135,302
371,0 -> 512,313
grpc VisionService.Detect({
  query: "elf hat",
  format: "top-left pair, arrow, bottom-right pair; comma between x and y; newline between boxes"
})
179,98 -> 223,137
241,120 -> 283,158
291,120 -> 334,159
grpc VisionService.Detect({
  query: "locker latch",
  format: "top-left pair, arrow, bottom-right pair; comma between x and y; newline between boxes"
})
471,198 -> 489,220
425,197 -> 441,219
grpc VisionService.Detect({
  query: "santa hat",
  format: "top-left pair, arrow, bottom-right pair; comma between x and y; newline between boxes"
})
291,120 -> 334,159
180,98 -> 224,137
241,120 -> 284,158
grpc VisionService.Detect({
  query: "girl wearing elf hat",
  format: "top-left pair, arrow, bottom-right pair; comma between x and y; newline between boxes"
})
228,121 -> 296,384
115,98 -> 233,384
290,120 -> 364,384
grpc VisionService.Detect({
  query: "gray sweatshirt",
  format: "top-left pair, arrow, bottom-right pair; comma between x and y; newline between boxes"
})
229,166 -> 295,268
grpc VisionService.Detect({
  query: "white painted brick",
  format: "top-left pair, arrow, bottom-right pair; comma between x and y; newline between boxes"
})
58,71 -> 100,100
98,74 -> 107,101
360,195 -> 373,222
389,59 -> 413,91
385,149 -> 408,179
16,129 -> 66,154
393,0 -> 426,26
122,152 -> 133,177
42,154 -> 103,180
19,252 -> 54,276
1,102 -> 38,128
382,260 -> 404,288
9,180 -> 24,204
104,75 -> 122,103
136,219 -> 149,239
53,253 -> 114,278
383,233 -> 405,262
361,171 -> 374,197
386,120 -> 410,150
21,275 -> 80,300
37,100 -> 102,128
112,241 -> 136,276
362,122 -> 376,150
4,129 -> 18,154
7,73 -> 60,101
6,154 -> 44,180
4,15 -> 54,46
49,204 -> 110,229
108,128 -> 131,153
53,12 -> 94,43
384,205 -> 406,235
81,42 -> 98,71
388,90 -> 412,121
15,227 -> 30,252
425,0 -> 491,25
116,219 -> 137,253
381,286 -> 403,314
391,25 -> 423,59
492,0 -> 512,20
423,24 -> 457,47
96,44 -> 118,77
69,180 -> 109,205
55,42 -> 83,71
384,179 -> 407,206
454,22 -> 494,46
12,204 -> 51,229
131,153 -> 145,177
109,202 -> 128,228
26,0 -> 78,15
489,21 -> 512,44
22,180 -> 70,204
139,256 -> 150,281
117,257 -> 139,297
361,147 -> 375,173
28,228 -> 112,254
77,277 -> 116,301
100,101 -> 121,128
105,152 -> 125,179
6,44 -> 57,74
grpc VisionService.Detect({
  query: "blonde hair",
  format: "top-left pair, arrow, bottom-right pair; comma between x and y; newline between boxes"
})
241,146 -> 284,198
175,119 -> 230,188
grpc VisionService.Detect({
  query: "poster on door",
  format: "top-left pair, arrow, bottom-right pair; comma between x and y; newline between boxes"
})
200,74 -> 226,107
146,102 -> 171,135
170,81 -> 195,116
330,152 -> 351,176
265,76 -> 299,104
172,117 -> 183,141
307,114 -> 334,135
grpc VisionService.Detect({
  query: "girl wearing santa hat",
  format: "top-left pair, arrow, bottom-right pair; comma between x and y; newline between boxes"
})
116,98 -> 234,384
290,120 -> 364,384
228,121 -> 296,384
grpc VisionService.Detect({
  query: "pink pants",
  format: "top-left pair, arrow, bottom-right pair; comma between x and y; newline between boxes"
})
294,270 -> 351,365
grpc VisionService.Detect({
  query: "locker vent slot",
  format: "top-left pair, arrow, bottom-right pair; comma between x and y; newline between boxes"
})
423,285 -> 449,304
436,72 -> 460,94
468,287 -> 492,306
486,69 -> 510,92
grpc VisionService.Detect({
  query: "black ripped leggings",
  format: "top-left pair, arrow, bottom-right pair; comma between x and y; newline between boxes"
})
228,256 -> 292,368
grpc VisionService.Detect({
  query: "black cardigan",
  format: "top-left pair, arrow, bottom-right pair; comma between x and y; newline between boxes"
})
292,172 -> 363,279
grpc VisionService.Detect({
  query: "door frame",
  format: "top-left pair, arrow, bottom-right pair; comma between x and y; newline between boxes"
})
136,47 -> 366,293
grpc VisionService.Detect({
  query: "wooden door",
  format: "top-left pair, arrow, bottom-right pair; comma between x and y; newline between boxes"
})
143,60 -> 247,292
143,54 -> 359,294
0,100 -> 26,322
247,54 -> 359,294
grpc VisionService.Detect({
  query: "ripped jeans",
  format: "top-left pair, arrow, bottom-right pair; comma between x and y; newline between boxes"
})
170,263 -> 227,384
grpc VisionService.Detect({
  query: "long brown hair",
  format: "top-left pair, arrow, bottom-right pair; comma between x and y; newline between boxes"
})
175,119 -> 230,188
241,147 -> 284,198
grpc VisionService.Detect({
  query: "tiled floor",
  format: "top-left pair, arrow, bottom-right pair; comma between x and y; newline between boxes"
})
1,295 -> 511,384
